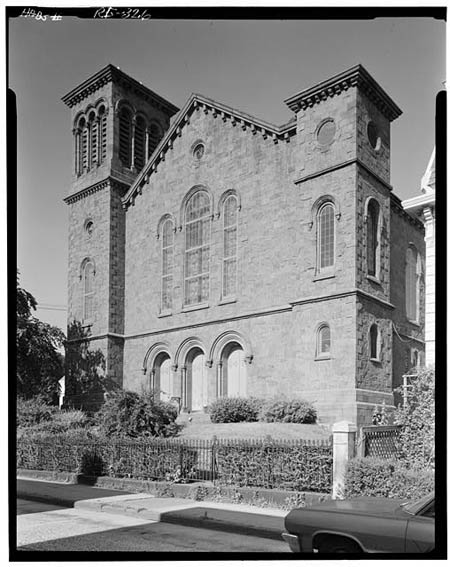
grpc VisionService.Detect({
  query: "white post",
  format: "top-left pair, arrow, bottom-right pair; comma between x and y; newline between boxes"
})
332,421 -> 357,500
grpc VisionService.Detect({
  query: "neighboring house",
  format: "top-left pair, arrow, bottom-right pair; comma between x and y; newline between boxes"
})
62,64 -> 425,425
402,150 -> 436,367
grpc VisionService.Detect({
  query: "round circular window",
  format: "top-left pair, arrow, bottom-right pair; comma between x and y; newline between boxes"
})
85,220 -> 94,236
316,119 -> 336,146
367,121 -> 381,150
193,143 -> 205,160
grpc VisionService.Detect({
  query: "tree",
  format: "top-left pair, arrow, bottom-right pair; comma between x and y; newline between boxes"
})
393,366 -> 435,469
65,320 -> 109,397
16,274 -> 65,402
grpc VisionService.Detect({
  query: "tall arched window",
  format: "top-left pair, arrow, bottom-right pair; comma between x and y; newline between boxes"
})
119,107 -> 132,167
148,122 -> 163,157
88,111 -> 98,167
80,118 -> 88,174
98,105 -> 107,164
316,324 -> 331,357
134,115 -> 147,171
184,191 -> 211,306
406,246 -> 421,322
83,261 -> 95,321
317,202 -> 335,271
367,199 -> 380,277
161,218 -> 174,311
369,324 -> 379,360
222,195 -> 238,298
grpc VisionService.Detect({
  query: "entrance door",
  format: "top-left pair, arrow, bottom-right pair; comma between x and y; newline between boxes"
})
227,348 -> 247,397
159,358 -> 172,401
191,353 -> 207,410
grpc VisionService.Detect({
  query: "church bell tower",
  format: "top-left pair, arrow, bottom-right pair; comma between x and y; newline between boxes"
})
62,64 -> 178,406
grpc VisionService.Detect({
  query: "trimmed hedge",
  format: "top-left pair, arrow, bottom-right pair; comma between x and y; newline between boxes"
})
259,398 -> 317,424
16,437 -> 198,480
344,457 -> 435,500
17,436 -> 333,493
215,440 -> 332,492
209,397 -> 261,423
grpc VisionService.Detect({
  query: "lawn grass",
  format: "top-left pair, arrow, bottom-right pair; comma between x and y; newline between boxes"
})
175,412 -> 331,441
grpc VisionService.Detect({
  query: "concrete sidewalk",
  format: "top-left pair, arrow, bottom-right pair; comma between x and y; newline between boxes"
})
17,478 -> 288,541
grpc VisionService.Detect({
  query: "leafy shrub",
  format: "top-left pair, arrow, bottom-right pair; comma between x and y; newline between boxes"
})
17,396 -> 56,427
17,410 -> 91,436
344,457 -> 435,500
259,397 -> 317,424
393,367 -> 434,469
95,390 -> 180,438
209,397 -> 260,423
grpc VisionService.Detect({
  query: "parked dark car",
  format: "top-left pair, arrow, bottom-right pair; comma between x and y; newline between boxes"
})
282,492 -> 434,554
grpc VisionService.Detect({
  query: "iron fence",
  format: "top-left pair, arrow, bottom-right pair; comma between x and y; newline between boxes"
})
358,425 -> 402,459
17,436 -> 333,493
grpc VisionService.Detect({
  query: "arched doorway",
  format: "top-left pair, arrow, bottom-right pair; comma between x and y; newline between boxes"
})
186,348 -> 207,411
222,343 -> 247,398
153,353 -> 173,402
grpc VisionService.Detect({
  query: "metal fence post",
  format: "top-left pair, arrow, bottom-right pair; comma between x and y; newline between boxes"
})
211,435 -> 217,482
332,421 -> 357,500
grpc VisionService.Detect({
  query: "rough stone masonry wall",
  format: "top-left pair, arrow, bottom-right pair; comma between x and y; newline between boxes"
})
356,90 -> 391,185
390,203 -> 425,397
355,167 -> 391,302
67,187 -> 111,334
123,105 -> 296,337
295,86 -> 357,178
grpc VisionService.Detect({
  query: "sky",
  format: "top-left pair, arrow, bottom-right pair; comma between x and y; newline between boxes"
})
8,9 -> 446,332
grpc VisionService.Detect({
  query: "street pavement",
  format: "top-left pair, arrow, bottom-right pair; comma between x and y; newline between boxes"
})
17,499 -> 288,552
15,478 -> 291,554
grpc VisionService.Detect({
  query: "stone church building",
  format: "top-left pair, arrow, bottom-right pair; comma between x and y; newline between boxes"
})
62,64 -> 425,425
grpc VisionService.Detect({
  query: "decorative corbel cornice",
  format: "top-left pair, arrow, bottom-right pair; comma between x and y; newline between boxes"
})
62,64 -> 179,117
284,64 -> 402,122
64,177 -> 129,205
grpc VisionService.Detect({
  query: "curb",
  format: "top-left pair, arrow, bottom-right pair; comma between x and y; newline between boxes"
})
17,488 -> 285,540
17,469 -> 330,508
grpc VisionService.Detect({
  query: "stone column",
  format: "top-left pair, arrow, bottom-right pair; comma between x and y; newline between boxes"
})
149,369 -> 156,392
332,421 -> 357,500
181,365 -> 187,411
216,361 -> 223,398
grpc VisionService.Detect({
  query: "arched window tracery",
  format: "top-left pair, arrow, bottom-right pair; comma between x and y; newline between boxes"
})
317,202 -> 335,271
184,190 -> 211,306
222,194 -> 238,298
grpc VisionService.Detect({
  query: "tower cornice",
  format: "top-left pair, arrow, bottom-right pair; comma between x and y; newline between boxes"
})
63,177 -> 129,205
284,64 -> 402,122
61,64 -> 179,117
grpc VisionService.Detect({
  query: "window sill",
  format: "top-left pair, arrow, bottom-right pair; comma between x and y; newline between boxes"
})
406,319 -> 421,328
181,303 -> 209,313
370,357 -> 381,364
218,297 -> 237,306
366,275 -> 381,285
158,310 -> 172,318
315,355 -> 331,361
313,271 -> 335,282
